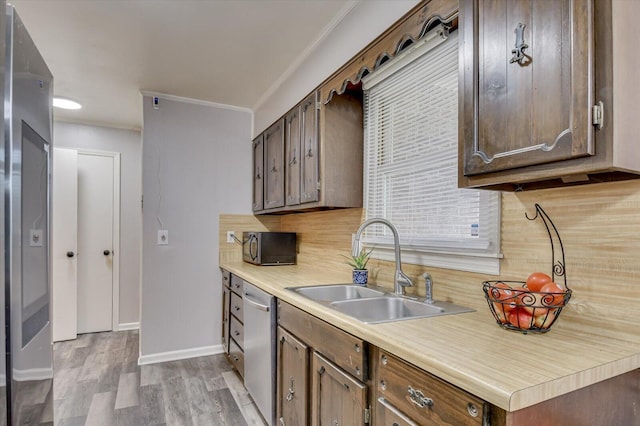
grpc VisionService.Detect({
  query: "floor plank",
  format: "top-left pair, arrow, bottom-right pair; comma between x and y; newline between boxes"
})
54,330 -> 262,425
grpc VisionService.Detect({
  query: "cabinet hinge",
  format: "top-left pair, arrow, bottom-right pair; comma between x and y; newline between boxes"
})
364,406 -> 371,424
316,181 -> 321,191
315,101 -> 321,111
592,101 -> 604,129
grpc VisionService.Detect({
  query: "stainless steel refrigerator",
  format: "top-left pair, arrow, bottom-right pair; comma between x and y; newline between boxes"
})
2,3 -> 54,424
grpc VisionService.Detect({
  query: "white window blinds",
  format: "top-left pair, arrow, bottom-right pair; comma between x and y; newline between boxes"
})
362,28 -> 501,274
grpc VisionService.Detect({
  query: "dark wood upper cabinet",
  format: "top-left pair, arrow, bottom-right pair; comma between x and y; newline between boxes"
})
459,0 -> 640,190
264,120 -> 285,209
462,0 -> 594,176
300,93 -> 319,204
252,135 -> 264,212
285,107 -> 302,206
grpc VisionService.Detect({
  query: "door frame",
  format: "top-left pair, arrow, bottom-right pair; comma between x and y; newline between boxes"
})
77,149 -> 121,332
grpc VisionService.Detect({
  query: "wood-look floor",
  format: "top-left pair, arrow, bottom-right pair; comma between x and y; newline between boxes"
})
53,330 -> 266,426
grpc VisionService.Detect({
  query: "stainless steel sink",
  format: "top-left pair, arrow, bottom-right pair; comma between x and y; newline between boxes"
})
291,284 -> 385,302
330,297 -> 473,323
287,285 -> 473,323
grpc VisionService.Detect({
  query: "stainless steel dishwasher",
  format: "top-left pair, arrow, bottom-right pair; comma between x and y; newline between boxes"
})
243,281 -> 276,425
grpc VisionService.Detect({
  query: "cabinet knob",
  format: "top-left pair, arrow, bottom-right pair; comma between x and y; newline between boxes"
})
467,403 -> 479,418
66,251 -> 75,258
103,250 -> 111,256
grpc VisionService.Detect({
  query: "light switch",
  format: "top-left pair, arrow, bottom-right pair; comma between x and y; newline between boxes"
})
157,230 -> 168,245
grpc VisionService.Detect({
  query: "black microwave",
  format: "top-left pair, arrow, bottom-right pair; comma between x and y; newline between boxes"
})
242,232 -> 297,265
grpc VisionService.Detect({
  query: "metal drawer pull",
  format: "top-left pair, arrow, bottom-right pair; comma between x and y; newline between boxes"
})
234,330 -> 240,336
408,386 -> 433,408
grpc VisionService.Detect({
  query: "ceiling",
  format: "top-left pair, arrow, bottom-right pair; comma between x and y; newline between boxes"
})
10,0 -> 355,130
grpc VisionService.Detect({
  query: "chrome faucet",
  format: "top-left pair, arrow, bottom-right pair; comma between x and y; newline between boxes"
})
423,272 -> 433,304
352,218 -> 413,296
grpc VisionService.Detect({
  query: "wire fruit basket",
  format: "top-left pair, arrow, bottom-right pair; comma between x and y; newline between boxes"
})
482,204 -> 572,334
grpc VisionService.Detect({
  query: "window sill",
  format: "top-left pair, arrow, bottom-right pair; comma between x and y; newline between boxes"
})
370,246 -> 502,275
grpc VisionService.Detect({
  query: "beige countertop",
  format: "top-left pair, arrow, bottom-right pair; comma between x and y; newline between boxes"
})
220,260 -> 640,412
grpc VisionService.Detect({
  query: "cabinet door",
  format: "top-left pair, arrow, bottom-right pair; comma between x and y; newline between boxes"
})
300,93 -> 319,203
264,120 -> 285,209
461,0 -> 595,176
285,107 -> 302,206
277,327 -> 309,426
311,351 -> 367,426
222,285 -> 230,354
252,134 -> 264,211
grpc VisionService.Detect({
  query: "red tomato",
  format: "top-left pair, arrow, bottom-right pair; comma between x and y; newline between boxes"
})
511,286 -> 530,305
539,282 -> 566,306
525,272 -> 552,292
487,282 -> 514,302
492,302 -> 509,324
508,308 -> 533,330
533,308 -> 558,329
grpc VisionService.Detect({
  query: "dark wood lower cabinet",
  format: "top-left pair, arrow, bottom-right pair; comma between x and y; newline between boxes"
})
276,326 -> 309,426
375,349 -> 486,426
311,351 -> 368,426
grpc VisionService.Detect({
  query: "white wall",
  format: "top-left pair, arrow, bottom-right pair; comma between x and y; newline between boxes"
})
140,95 -> 251,361
253,0 -> 420,136
53,121 -> 142,326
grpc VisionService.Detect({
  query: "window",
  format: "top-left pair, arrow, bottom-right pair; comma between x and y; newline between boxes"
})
362,26 -> 501,274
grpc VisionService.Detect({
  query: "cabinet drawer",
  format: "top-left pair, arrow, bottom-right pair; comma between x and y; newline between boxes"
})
230,291 -> 243,323
230,274 -> 243,295
377,350 -> 486,426
222,269 -> 231,289
376,397 -> 418,426
229,314 -> 244,350
228,338 -> 244,379
278,300 -> 366,380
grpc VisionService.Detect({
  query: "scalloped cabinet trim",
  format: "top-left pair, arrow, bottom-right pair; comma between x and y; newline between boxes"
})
319,0 -> 458,104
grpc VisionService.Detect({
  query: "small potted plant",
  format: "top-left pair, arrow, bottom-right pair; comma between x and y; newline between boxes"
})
344,247 -> 373,285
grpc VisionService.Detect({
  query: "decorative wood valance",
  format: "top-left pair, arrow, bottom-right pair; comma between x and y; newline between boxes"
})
319,0 -> 458,104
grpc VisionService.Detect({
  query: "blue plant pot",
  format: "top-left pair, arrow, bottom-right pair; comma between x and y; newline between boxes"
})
352,269 -> 368,286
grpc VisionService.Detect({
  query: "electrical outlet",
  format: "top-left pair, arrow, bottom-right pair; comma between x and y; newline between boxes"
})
157,230 -> 168,245
30,229 -> 43,247
227,231 -> 236,243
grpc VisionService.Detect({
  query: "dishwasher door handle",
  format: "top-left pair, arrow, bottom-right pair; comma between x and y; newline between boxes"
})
243,293 -> 270,312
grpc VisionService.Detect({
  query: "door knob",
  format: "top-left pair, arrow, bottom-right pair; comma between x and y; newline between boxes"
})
66,251 -> 75,258
103,250 -> 111,256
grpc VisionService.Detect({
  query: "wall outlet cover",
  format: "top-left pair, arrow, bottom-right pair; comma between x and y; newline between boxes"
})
30,229 -> 43,247
227,231 -> 235,243
157,230 -> 169,245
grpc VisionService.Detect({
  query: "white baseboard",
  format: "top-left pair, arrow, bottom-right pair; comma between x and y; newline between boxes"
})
118,322 -> 140,331
138,344 -> 224,366
12,367 -> 53,381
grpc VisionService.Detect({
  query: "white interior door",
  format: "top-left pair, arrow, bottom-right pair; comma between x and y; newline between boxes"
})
77,152 -> 115,334
52,148 -> 78,342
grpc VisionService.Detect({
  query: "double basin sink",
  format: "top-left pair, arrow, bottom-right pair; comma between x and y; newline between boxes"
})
288,284 -> 473,324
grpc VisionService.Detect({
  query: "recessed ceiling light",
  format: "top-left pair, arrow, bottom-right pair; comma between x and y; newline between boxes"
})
53,97 -> 82,110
